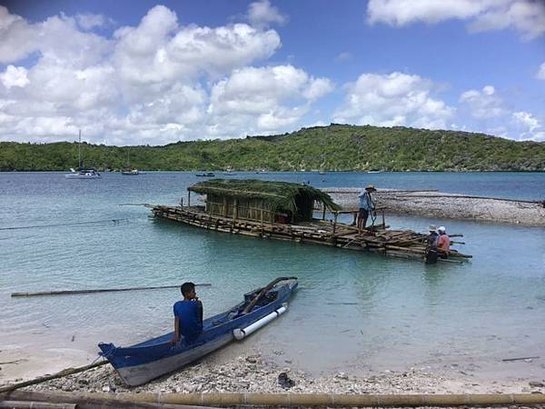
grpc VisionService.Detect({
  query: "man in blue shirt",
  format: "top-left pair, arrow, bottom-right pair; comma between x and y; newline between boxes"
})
357,184 -> 376,232
171,282 -> 203,345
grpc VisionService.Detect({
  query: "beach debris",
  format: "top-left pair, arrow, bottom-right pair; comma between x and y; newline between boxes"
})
502,356 -> 540,362
278,372 -> 295,389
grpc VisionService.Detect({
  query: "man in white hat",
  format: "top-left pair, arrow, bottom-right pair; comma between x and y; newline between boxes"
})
436,226 -> 450,257
357,184 -> 377,231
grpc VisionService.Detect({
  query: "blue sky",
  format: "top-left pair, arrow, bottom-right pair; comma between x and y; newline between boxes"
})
1,0 -> 544,145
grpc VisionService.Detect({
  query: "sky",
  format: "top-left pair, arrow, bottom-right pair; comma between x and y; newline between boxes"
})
0,0 -> 544,146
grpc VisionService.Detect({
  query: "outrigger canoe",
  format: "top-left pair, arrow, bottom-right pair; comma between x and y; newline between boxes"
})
98,277 -> 298,386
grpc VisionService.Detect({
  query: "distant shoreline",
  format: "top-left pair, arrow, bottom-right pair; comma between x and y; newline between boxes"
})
325,188 -> 545,227
2,124 -> 545,172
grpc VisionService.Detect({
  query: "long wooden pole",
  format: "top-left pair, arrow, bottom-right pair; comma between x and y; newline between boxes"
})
0,361 -> 107,394
11,283 -> 211,298
4,390 -> 545,408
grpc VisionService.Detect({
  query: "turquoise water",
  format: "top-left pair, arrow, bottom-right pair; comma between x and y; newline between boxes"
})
1,171 -> 544,380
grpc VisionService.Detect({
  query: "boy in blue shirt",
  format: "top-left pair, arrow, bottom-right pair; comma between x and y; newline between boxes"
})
171,282 -> 203,345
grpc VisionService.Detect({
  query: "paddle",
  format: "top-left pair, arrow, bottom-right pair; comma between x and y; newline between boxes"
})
241,276 -> 297,315
11,283 -> 211,298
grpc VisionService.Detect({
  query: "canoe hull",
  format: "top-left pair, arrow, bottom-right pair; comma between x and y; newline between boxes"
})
116,332 -> 233,386
99,277 -> 297,386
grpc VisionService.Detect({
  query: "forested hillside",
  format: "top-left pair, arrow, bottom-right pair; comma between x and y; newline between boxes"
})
1,124 -> 544,171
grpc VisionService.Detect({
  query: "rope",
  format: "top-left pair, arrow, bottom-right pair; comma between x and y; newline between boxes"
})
0,218 -> 137,231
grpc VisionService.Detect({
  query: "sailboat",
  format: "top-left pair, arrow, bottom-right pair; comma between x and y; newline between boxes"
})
65,130 -> 101,179
121,148 -> 139,175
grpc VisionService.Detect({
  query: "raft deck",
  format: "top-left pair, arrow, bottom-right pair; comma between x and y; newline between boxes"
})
152,205 -> 471,262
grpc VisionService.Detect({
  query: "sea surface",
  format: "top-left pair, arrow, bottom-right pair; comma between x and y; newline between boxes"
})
1,171 -> 544,382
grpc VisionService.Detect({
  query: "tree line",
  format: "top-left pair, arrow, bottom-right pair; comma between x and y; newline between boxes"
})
1,124 -> 544,172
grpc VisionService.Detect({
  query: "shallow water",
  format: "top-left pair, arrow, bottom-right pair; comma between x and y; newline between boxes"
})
0,171 -> 544,381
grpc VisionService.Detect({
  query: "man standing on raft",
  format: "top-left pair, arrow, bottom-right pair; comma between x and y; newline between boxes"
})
357,184 -> 377,232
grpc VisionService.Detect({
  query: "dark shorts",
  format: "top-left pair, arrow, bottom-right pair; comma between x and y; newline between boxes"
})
425,249 -> 438,264
358,208 -> 369,218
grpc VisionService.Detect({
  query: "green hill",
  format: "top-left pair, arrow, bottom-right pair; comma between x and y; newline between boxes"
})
1,124 -> 544,171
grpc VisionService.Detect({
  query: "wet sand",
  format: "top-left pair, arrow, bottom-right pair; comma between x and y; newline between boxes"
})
324,188 -> 545,227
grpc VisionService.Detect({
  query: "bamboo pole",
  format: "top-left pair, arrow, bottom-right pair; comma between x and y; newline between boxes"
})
0,361 -> 108,394
4,391 -> 545,408
11,283 -> 211,298
0,401 -> 76,409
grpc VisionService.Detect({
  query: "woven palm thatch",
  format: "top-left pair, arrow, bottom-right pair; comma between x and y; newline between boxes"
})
189,179 -> 341,214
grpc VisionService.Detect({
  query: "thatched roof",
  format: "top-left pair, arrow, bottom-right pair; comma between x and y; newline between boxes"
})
189,179 -> 341,212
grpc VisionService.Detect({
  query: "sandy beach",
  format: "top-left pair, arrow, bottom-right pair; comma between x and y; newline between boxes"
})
324,188 -> 545,227
2,343 -> 544,398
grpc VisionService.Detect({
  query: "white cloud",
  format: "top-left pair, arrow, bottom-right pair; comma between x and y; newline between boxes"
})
333,72 -> 454,129
0,6 -> 39,63
75,13 -> 112,31
367,0 -> 485,26
208,65 -> 332,136
457,86 -> 544,140
367,0 -> 545,39
0,4 -> 332,144
513,111 -> 540,132
1,65 -> 29,88
303,78 -> 335,101
113,5 -> 281,87
459,85 -> 505,119
468,0 -> 545,40
247,0 -> 287,28
537,62 -> 545,80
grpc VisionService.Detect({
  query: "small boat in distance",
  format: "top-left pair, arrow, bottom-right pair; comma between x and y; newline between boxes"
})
121,148 -> 139,175
65,130 -> 101,179
121,169 -> 139,175
99,277 -> 298,386
65,168 -> 101,179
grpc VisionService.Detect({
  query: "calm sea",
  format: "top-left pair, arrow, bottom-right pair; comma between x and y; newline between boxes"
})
1,171 -> 544,381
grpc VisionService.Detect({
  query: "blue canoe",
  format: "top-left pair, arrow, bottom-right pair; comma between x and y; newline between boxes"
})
98,277 -> 298,386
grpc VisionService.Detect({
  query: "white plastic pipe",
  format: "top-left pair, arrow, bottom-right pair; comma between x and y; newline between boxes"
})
233,304 -> 287,340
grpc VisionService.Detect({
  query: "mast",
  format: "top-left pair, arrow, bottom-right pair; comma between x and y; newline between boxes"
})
78,129 -> 82,169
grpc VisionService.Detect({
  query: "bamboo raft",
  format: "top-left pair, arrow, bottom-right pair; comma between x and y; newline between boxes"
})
151,205 -> 471,262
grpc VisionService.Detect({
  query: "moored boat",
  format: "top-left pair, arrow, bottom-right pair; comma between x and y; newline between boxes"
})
121,168 -> 139,175
65,168 -> 101,179
98,277 -> 298,386
121,148 -> 139,175
64,130 -> 101,179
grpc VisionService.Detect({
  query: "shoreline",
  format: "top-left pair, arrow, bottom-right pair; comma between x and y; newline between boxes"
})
2,346 -> 544,396
324,188 -> 545,227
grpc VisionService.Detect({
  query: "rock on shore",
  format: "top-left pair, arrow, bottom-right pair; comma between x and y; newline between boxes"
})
324,188 -> 545,227
20,352 -> 543,396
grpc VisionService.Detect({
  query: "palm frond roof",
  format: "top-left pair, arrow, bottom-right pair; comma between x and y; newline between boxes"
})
189,178 -> 341,212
